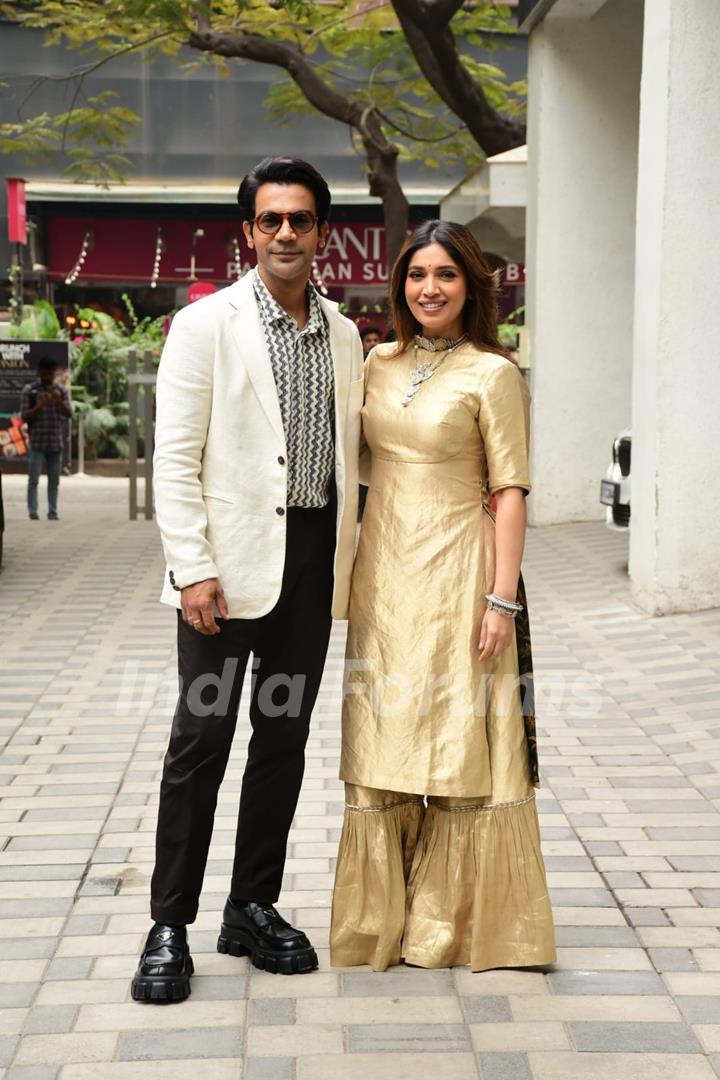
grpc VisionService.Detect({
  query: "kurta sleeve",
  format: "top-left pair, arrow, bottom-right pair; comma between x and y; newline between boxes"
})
478,359 -> 531,495
358,347 -> 374,486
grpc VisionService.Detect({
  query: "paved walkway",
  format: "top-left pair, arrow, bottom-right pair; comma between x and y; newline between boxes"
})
1,473 -> 719,1080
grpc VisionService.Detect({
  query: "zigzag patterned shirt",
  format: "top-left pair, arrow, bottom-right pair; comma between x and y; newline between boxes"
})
252,268 -> 335,508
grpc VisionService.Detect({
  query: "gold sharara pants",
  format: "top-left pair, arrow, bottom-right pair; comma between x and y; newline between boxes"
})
330,783 -> 557,972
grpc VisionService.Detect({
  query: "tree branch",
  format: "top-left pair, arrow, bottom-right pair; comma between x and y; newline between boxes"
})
390,0 -> 525,155
15,30 -> 173,120
416,0 -> 466,27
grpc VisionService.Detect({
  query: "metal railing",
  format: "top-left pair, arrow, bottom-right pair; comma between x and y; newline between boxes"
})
128,349 -> 156,521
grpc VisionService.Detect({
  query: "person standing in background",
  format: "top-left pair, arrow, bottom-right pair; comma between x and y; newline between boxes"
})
20,357 -> 72,521
359,326 -> 382,358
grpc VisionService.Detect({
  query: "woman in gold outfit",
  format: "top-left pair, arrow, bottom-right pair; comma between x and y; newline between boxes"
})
330,221 -> 556,973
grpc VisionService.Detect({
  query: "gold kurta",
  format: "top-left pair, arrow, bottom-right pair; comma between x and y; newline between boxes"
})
341,341 -> 534,797
332,341 -> 556,972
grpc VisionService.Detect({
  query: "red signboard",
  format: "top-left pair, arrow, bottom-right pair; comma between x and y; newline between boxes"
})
6,177 -> 27,245
45,217 -> 396,288
45,216 -> 526,293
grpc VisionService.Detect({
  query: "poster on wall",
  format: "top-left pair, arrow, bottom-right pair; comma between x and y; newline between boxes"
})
0,340 -> 70,461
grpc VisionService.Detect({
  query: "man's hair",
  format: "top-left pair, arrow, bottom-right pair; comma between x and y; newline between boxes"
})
360,326 -> 382,342
37,357 -> 58,372
237,157 -> 331,226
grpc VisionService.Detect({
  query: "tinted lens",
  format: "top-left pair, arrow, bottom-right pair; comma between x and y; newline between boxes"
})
255,211 -> 316,234
256,212 -> 283,234
289,211 -> 316,234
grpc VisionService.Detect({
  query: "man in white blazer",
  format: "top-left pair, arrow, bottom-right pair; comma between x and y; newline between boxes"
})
131,158 -> 364,1003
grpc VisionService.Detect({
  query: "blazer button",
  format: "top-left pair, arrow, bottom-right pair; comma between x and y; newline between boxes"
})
278,456 -> 285,466
276,507 -> 285,516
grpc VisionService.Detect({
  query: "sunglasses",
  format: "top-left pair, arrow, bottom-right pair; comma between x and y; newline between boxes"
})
251,210 -> 318,236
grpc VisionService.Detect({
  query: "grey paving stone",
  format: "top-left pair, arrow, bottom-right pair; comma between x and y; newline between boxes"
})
0,1036 -> 20,1068
118,1026 -> 244,1061
647,827 -> 720,840
189,930 -> 224,952
245,1060 -> 295,1080
89,848 -> 131,864
544,856 -> 595,872
187,975 -> 247,1001
23,807 -> 109,821
538,827 -> 576,840
0,865 -> 85,882
585,841 -> 623,855
0,938 -> 57,960
625,908 -> 671,927
347,1022 -> 471,1053
478,1052 -> 532,1080
694,889 -> 720,907
342,971 -> 455,996
45,957 -> 93,981
548,970 -> 668,996
0,898 -> 72,919
77,877 -> 119,896
567,813 -> 604,827
25,1005 -> 78,1034
6,1068 -> 60,1080
63,914 -> 108,936
38,784 -> 118,796
555,925 -> 638,948
104,818 -> 140,833
611,775 -> 690,788
462,996 -> 512,1023
7,835 -> 95,851
0,983 -> 38,1008
248,997 -> 296,1025
648,947 -> 700,972
549,888 -> 616,907
569,1021 -> 702,1053
677,997 -> 720,1023
605,872 -> 645,888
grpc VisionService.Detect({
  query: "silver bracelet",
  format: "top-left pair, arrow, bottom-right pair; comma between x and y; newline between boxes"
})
485,592 -> 523,618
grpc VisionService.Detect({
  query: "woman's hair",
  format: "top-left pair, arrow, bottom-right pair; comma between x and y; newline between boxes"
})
237,157 -> 331,226
389,220 -> 504,357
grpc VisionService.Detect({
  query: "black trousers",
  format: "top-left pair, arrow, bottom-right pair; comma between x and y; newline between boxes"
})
151,504 -> 335,925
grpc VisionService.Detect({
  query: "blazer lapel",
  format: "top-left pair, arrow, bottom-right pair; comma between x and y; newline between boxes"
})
322,299 -> 351,467
227,277 -> 285,446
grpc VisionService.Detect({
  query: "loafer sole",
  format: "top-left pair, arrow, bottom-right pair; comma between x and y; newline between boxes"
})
217,924 -> 318,975
131,956 -> 194,1004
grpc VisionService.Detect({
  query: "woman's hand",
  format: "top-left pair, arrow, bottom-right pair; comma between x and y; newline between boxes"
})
477,607 -> 515,662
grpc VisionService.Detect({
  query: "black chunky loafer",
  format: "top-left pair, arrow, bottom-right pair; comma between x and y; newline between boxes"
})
131,923 -> 194,1003
217,898 -> 318,975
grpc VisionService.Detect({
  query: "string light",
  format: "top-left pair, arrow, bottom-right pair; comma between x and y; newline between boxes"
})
64,230 -> 92,285
150,227 -> 164,288
312,257 -> 329,296
231,236 -> 243,281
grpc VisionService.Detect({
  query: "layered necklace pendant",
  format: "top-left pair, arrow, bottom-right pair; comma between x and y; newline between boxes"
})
401,333 -> 468,407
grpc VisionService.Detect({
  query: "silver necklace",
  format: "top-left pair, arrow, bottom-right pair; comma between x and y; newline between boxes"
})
400,333 -> 468,407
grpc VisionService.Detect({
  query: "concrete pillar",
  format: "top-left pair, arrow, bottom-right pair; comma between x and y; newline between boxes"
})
525,0 -> 643,524
629,0 -> 720,614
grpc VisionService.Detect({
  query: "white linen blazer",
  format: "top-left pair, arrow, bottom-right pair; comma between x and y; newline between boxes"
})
154,273 -> 364,619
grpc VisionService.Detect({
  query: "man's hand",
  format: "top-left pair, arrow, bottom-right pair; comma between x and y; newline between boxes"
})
180,578 -> 230,635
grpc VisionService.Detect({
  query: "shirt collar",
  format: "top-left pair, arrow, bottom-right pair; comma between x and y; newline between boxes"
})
252,267 -> 324,334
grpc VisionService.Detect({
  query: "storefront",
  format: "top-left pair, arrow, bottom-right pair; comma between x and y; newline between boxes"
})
33,199 -> 438,338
